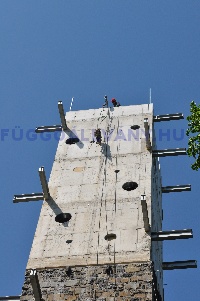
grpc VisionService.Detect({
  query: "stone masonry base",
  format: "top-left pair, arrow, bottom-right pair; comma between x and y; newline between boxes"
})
20,262 -> 154,301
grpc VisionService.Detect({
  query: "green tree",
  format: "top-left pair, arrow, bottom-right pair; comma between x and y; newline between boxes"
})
186,101 -> 200,170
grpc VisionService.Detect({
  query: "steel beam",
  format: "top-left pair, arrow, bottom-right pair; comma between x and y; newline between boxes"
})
163,260 -> 197,270
30,269 -> 42,301
153,113 -> 184,122
13,193 -> 44,203
0,297 -> 21,300
141,195 -> 150,232
152,148 -> 186,157
35,125 -> 62,133
38,167 -> 50,200
151,229 -> 193,241
58,101 -> 67,130
162,184 -> 191,193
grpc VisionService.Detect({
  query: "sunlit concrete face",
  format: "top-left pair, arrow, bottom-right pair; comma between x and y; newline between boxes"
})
27,104 -> 154,269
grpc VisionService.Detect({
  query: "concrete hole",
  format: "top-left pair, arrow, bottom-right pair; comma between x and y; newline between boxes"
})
66,138 -> 79,145
55,213 -> 72,223
104,233 -> 116,241
122,182 -> 138,191
130,125 -> 140,130
66,240 -> 73,244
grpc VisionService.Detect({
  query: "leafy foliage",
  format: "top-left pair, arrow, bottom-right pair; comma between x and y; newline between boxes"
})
186,101 -> 200,170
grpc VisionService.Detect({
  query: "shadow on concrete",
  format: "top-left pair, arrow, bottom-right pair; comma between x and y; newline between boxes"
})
64,129 -> 84,149
46,196 -> 62,215
46,197 -> 70,228
101,142 -> 112,161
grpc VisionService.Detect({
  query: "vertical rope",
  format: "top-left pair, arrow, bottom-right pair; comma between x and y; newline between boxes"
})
104,107 -> 111,234
115,118 -> 120,212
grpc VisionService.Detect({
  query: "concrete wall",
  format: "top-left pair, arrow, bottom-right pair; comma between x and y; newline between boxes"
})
21,104 -> 164,301
27,104 -> 154,269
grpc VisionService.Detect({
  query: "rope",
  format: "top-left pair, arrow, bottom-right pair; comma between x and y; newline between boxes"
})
114,118 -> 120,212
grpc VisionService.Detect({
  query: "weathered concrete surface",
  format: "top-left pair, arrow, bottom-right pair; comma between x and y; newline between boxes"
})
21,263 -> 153,301
20,104 -> 164,300
27,104 -> 154,269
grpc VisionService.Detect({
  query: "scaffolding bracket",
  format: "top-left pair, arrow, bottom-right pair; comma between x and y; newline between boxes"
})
35,101 -> 68,133
38,167 -> 50,200
13,193 -> 44,203
35,125 -> 62,133
0,297 -> 21,300
58,101 -> 67,130
152,148 -> 187,157
153,113 -> 184,122
163,260 -> 197,270
162,184 -> 191,193
30,269 -> 42,301
151,229 -> 193,241
141,194 -> 150,232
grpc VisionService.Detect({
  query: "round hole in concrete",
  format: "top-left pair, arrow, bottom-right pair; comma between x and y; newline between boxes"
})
66,138 -> 79,145
104,233 -> 116,241
122,182 -> 138,191
55,213 -> 72,223
130,125 -> 140,130
66,240 -> 73,244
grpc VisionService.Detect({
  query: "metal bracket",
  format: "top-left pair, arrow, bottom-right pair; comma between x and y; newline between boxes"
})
151,229 -> 193,241
58,101 -> 67,130
30,269 -> 42,301
35,101 -> 67,133
13,193 -> 44,203
153,113 -> 184,122
162,184 -> 191,193
38,167 -> 50,200
13,166 -> 50,203
152,148 -> 187,157
163,260 -> 197,270
0,297 -> 21,300
35,125 -> 62,133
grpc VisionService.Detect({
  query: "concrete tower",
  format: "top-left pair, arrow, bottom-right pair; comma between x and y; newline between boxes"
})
14,102 -> 196,301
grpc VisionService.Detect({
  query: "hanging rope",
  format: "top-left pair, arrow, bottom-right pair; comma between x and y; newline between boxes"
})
114,118 -> 120,212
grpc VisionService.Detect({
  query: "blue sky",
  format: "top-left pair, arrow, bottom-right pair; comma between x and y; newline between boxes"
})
0,1 -> 200,300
